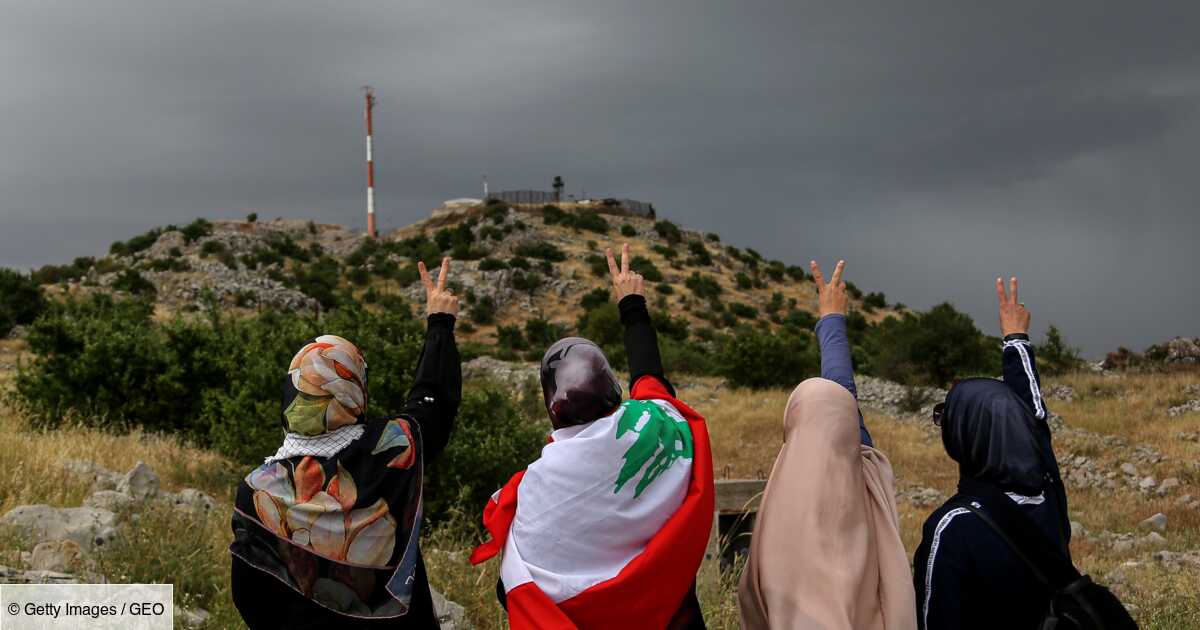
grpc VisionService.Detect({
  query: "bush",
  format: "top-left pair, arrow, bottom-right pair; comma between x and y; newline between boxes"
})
654,284 -> 674,295
654,220 -> 682,244
729,302 -> 758,319
785,266 -> 807,282
246,212 -> 258,223
735,272 -> 752,290
580,288 -> 611,312
764,263 -> 785,282
478,257 -> 507,271
629,256 -> 663,282
686,241 -> 712,267
541,205 -> 572,227
469,296 -> 497,324
1037,325 -> 1085,376
844,281 -> 863,300
863,292 -> 887,310
32,257 -> 97,285
574,212 -> 609,234
510,271 -> 543,293
686,273 -> 722,299
0,269 -> 46,336
620,224 -> 637,237
423,387 -> 546,527
289,257 -> 341,310
199,240 -> 226,257
705,232 -> 720,242
524,318 -> 566,349
576,303 -> 623,350
180,219 -> 213,244
783,309 -> 818,331
497,325 -> 527,350
652,245 -> 677,260
585,254 -> 608,278
111,269 -> 156,297
859,303 -> 997,386
13,296 -> 426,465
514,241 -> 566,262
719,330 -> 818,388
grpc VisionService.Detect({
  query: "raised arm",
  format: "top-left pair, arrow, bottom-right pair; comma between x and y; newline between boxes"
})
607,243 -> 675,396
810,259 -> 871,446
996,276 -> 1046,420
400,257 -> 463,461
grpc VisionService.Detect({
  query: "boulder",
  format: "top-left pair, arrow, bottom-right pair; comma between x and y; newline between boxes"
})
116,461 -> 160,501
0,505 -> 117,550
84,490 -> 137,513
62,459 -> 120,492
163,489 -> 217,515
0,565 -> 79,584
28,540 -> 83,573
1137,476 -> 1157,491
431,587 -> 470,630
175,607 -> 211,628
1157,478 -> 1181,496
1139,512 -> 1168,532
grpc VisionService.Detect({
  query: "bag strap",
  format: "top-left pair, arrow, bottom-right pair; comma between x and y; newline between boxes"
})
950,486 -> 1080,590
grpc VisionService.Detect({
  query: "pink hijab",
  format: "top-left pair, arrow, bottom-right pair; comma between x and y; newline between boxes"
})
738,378 -> 917,630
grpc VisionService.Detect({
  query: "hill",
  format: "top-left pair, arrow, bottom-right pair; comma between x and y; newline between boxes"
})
26,202 -> 903,356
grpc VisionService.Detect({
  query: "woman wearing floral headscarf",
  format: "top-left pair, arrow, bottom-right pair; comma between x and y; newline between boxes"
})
230,258 -> 461,629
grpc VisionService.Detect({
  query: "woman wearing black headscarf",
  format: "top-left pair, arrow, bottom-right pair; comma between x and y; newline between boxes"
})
229,258 -> 461,629
913,277 -> 1070,630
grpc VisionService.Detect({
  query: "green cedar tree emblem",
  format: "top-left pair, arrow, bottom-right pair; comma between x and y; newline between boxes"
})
614,400 -> 693,498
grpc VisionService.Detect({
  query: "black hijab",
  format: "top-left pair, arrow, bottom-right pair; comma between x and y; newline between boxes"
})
540,337 -> 623,428
941,378 -> 1056,495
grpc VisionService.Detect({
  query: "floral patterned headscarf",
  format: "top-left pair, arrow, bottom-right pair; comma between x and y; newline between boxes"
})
282,335 -> 368,435
231,335 -> 425,620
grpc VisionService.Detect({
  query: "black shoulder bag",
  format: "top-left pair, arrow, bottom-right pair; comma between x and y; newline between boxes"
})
952,485 -> 1137,630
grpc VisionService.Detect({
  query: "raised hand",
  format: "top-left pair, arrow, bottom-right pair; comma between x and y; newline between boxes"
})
810,259 -> 849,318
606,243 -> 645,301
996,276 -> 1030,337
418,257 -> 459,316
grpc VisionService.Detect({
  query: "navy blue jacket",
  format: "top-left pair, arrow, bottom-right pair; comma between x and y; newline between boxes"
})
913,335 -> 1070,630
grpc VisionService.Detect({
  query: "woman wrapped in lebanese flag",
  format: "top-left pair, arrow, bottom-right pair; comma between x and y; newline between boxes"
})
471,244 -> 715,630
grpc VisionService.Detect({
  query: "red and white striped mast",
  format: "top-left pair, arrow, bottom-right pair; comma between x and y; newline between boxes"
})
363,86 -> 378,238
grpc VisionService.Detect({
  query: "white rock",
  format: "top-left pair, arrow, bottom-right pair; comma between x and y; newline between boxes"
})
1138,476 -> 1157,491
62,459 -> 120,492
0,505 -> 118,550
431,587 -> 470,630
116,461 -> 160,501
175,607 -> 211,628
1157,478 -> 1181,495
1141,532 -> 1168,548
84,491 -> 137,513
164,489 -> 217,515
1119,463 -> 1138,476
1139,512 -> 1168,532
1069,521 -> 1089,539
28,540 -> 83,572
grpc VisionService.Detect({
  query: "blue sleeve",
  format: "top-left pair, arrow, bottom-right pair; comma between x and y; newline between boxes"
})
1001,333 -> 1047,420
814,314 -> 872,446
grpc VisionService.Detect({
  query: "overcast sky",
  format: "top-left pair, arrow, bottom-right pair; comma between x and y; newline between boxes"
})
2,1 -> 1197,357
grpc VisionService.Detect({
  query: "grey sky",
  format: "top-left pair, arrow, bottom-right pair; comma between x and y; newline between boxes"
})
2,1 -> 1197,357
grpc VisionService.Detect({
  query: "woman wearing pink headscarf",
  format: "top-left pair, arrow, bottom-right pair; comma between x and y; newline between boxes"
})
738,260 -> 917,630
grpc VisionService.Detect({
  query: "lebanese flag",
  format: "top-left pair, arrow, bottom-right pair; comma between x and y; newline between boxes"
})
471,376 -> 714,630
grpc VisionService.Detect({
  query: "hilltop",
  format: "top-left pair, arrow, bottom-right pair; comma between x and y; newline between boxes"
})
27,202 -> 903,353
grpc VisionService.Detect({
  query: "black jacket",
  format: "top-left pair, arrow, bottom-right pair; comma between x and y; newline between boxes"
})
232,314 -> 461,630
913,334 -> 1070,630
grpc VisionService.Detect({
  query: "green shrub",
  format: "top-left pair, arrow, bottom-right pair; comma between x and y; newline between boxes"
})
764,262 -> 785,282
585,254 -> 608,278
729,302 -> 757,319
524,318 -> 566,349
654,284 -> 674,295
246,212 -> 258,223
654,220 -> 682,244
541,205 -> 572,226
580,288 -> 611,311
686,273 -> 722,300
143,257 -> 190,273
858,303 -> 997,386
0,269 -> 46,336
484,203 -> 509,223
735,272 -> 752,290
32,257 -> 96,284
784,309 -> 818,331
719,329 -> 818,388
765,292 -> 785,314
469,296 -> 497,324
863,292 -> 887,311
289,256 -> 341,310
423,387 -> 546,528
1037,325 -> 1085,376
686,241 -> 712,266
629,256 -> 663,282
515,241 -> 566,262
180,218 -> 213,244
620,224 -> 637,237
346,266 -> 370,286
511,271 -> 543,293
576,303 -> 623,350
199,240 -> 226,257
574,212 -> 609,234
652,245 -> 677,260
110,228 -> 165,257
478,257 -> 507,271
111,269 -> 156,297
705,232 -> 720,242
497,325 -> 527,350
508,256 -> 530,270
844,281 -> 863,300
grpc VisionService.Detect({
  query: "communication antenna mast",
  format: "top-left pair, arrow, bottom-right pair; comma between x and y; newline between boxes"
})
363,86 -> 378,238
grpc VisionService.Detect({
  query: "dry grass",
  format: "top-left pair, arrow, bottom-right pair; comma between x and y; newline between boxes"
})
1,333 -> 1197,628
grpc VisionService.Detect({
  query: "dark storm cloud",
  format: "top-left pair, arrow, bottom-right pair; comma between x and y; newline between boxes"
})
2,1 -> 1198,356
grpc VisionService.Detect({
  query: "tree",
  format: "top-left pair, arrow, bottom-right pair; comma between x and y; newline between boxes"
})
0,269 -> 47,336
1038,325 -> 1084,375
